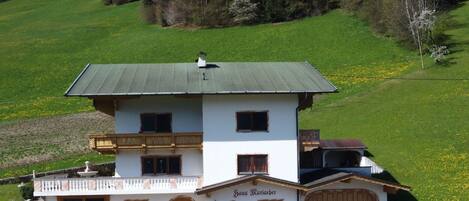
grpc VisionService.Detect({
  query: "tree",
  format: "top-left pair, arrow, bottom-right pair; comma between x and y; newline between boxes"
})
405,0 -> 437,69
229,0 -> 258,24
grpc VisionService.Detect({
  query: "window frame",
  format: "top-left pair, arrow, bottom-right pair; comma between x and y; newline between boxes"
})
139,113 -> 173,133
140,155 -> 182,176
236,111 -> 269,132
237,154 -> 269,175
58,196 -> 110,201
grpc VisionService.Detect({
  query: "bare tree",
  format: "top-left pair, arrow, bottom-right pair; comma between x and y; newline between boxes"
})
229,0 -> 258,24
404,0 -> 437,69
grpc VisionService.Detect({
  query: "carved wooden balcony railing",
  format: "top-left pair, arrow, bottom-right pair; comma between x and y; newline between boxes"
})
299,129 -> 320,152
89,132 -> 203,154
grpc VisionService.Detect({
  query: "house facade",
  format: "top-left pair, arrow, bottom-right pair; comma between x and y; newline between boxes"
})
34,58 -> 409,201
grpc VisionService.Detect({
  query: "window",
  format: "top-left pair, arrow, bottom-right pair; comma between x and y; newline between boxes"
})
141,156 -> 181,175
238,155 -> 268,175
140,113 -> 172,133
59,196 -> 108,201
236,111 -> 268,132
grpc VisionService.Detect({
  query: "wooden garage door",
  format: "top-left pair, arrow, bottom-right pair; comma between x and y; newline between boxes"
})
306,189 -> 378,201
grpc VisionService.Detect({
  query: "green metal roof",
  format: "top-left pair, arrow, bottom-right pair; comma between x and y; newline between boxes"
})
65,62 -> 337,96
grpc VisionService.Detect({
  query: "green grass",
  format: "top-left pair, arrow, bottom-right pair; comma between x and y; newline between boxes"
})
0,153 -> 114,178
1,0 -> 469,201
0,184 -> 22,201
0,0 -> 414,121
300,2 -> 469,200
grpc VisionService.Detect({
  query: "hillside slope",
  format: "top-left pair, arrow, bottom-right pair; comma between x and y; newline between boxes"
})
301,2 -> 469,200
0,0 -> 414,121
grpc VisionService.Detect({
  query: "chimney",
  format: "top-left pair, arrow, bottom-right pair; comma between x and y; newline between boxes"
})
197,51 -> 207,68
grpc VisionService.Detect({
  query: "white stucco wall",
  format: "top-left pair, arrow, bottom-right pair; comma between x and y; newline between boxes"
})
115,96 -> 202,133
208,182 -> 298,201
110,182 -> 297,201
302,180 -> 388,201
111,193 -> 198,201
115,149 -> 203,177
44,196 -> 57,201
202,94 -> 299,185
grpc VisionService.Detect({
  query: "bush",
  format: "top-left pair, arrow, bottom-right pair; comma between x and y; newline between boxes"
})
340,0 -> 460,48
104,0 -> 137,6
141,0 -> 336,27
103,0 -> 112,5
229,0 -> 258,24
19,183 -> 34,200
142,0 -> 157,24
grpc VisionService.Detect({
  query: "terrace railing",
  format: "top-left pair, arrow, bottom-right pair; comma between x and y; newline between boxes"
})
34,176 -> 201,196
89,132 -> 203,154
299,129 -> 320,151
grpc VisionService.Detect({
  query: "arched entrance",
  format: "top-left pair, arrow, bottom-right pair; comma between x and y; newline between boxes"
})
306,189 -> 378,201
169,196 -> 193,201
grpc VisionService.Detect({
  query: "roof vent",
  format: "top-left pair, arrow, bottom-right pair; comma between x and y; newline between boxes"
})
197,51 -> 207,68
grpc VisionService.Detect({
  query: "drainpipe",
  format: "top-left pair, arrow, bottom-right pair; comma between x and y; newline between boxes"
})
296,93 -> 312,201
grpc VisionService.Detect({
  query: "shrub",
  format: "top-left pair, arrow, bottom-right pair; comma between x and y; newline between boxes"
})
103,0 -> 112,5
19,183 -> 34,200
142,0 -> 157,24
340,0 -> 460,48
229,0 -> 258,24
141,0 -> 336,27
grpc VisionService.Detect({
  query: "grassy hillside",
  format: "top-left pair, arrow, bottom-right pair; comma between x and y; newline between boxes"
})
0,0 -> 414,121
301,2 -> 469,200
1,0 -> 468,200
0,184 -> 22,201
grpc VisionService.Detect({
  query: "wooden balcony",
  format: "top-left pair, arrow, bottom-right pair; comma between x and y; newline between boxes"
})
300,129 -> 320,152
89,132 -> 203,154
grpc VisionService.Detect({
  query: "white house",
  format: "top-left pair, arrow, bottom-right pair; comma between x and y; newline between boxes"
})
34,55 -> 409,201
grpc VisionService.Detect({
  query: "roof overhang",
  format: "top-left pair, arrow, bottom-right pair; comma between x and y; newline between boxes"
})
304,173 -> 411,194
64,62 -> 338,97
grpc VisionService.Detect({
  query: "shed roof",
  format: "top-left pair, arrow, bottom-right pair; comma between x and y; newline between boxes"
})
301,169 -> 411,192
320,139 -> 367,150
64,62 -> 337,96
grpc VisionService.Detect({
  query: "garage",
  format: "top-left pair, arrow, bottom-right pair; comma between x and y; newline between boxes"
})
305,189 -> 378,201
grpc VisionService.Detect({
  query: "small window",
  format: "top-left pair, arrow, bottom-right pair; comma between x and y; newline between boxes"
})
236,112 -> 268,132
141,156 -> 181,175
140,113 -> 172,133
238,155 -> 268,175
142,157 -> 155,175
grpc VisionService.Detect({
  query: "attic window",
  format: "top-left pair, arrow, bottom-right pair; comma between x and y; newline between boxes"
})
236,111 -> 268,132
140,113 -> 172,133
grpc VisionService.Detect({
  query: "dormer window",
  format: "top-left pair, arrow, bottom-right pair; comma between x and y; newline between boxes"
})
140,113 -> 172,133
236,111 -> 268,132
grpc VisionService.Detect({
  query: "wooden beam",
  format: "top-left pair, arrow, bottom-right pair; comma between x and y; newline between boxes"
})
252,179 -> 258,186
383,186 -> 399,194
341,178 -> 352,183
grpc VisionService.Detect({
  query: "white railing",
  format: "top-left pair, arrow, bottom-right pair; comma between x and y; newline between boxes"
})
360,156 -> 384,174
34,176 -> 201,196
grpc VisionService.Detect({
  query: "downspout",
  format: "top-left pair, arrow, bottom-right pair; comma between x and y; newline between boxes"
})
296,93 -> 312,201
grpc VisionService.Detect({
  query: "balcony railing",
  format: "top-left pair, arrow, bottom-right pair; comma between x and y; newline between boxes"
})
89,132 -> 203,154
299,129 -> 320,151
33,176 -> 201,196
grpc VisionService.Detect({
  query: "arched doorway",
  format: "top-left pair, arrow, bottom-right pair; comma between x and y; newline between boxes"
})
305,189 -> 378,201
169,196 -> 193,201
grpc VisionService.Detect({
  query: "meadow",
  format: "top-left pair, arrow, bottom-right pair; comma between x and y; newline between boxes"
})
1,0 -> 468,200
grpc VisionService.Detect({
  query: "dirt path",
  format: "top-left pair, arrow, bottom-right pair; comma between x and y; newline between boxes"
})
0,112 -> 113,168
